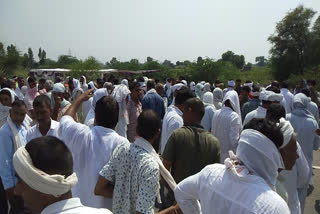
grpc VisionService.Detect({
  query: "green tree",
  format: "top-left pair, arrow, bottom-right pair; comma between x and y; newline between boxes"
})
146,56 -> 154,62
27,48 -> 34,68
38,48 -> 46,65
221,51 -> 235,62
221,51 -> 245,69
255,56 -> 267,66
0,42 -> 5,58
57,55 -> 79,67
268,5 -> 316,80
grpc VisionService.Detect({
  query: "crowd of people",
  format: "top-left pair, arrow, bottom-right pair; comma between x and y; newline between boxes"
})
0,74 -> 319,214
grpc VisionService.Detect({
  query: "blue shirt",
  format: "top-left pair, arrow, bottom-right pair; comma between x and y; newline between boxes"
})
0,122 -> 28,190
142,89 -> 165,119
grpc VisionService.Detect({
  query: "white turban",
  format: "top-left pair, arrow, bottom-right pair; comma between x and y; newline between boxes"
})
189,81 -> 195,91
279,118 -> 294,149
181,80 -> 187,87
259,90 -> 283,102
244,82 -> 253,90
228,80 -> 235,87
236,129 -> 284,188
13,147 -> 78,197
171,83 -> 185,94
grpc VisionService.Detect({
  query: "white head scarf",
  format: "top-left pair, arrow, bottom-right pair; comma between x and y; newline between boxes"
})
213,88 -> 223,110
228,80 -> 235,87
291,93 -> 315,120
203,83 -> 211,93
189,81 -> 195,91
79,76 -> 88,91
202,91 -> 214,105
195,83 -> 204,100
223,90 -> 241,117
279,118 -> 294,149
235,129 -> 284,189
13,147 -> 78,197
121,79 -> 129,87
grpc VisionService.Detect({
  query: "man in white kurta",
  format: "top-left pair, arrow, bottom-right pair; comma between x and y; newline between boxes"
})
286,93 -> 320,213
59,89 -> 129,209
160,88 -> 194,154
211,91 -> 242,162
175,124 -> 290,214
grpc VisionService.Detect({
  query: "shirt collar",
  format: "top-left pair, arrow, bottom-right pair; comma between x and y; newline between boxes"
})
172,105 -> 183,116
41,198 -> 83,214
36,120 -> 59,131
257,106 -> 267,113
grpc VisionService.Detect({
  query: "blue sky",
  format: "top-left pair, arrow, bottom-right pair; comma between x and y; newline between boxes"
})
1,0 -> 319,63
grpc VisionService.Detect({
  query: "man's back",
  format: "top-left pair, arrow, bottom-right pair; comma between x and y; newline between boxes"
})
286,113 -> 319,166
59,115 -> 128,209
241,99 -> 260,121
175,164 -> 290,214
163,126 -> 220,183
142,89 -> 165,119
211,107 -> 241,162
100,142 -> 159,214
243,106 -> 266,126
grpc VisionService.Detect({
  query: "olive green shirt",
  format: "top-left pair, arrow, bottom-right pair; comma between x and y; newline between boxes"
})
162,125 -> 220,184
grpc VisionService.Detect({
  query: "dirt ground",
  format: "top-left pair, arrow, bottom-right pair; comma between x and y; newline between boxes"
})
305,150 -> 320,214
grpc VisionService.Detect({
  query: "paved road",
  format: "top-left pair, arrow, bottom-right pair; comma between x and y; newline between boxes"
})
305,150 -> 320,214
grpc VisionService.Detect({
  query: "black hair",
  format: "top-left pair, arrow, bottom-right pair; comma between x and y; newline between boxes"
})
95,96 -> 119,129
138,77 -> 144,82
12,99 -> 26,108
280,81 -> 288,89
243,118 -> 283,148
271,81 -> 280,88
26,136 -> 73,177
175,88 -> 195,105
39,79 -> 46,84
184,98 -> 205,120
147,80 -> 155,89
241,86 -> 251,93
236,79 -> 241,82
96,78 -> 104,86
0,90 -> 12,98
245,80 -> 252,83
68,77 -> 74,86
137,110 -> 161,140
33,95 -> 51,109
129,81 -> 140,91
266,104 -> 286,123
301,88 -> 311,97
252,85 -> 260,92
266,86 -> 280,94
112,79 -> 119,85
27,77 -> 36,84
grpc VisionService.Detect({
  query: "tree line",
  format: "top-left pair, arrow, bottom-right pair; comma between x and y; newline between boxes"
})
0,5 -> 319,85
